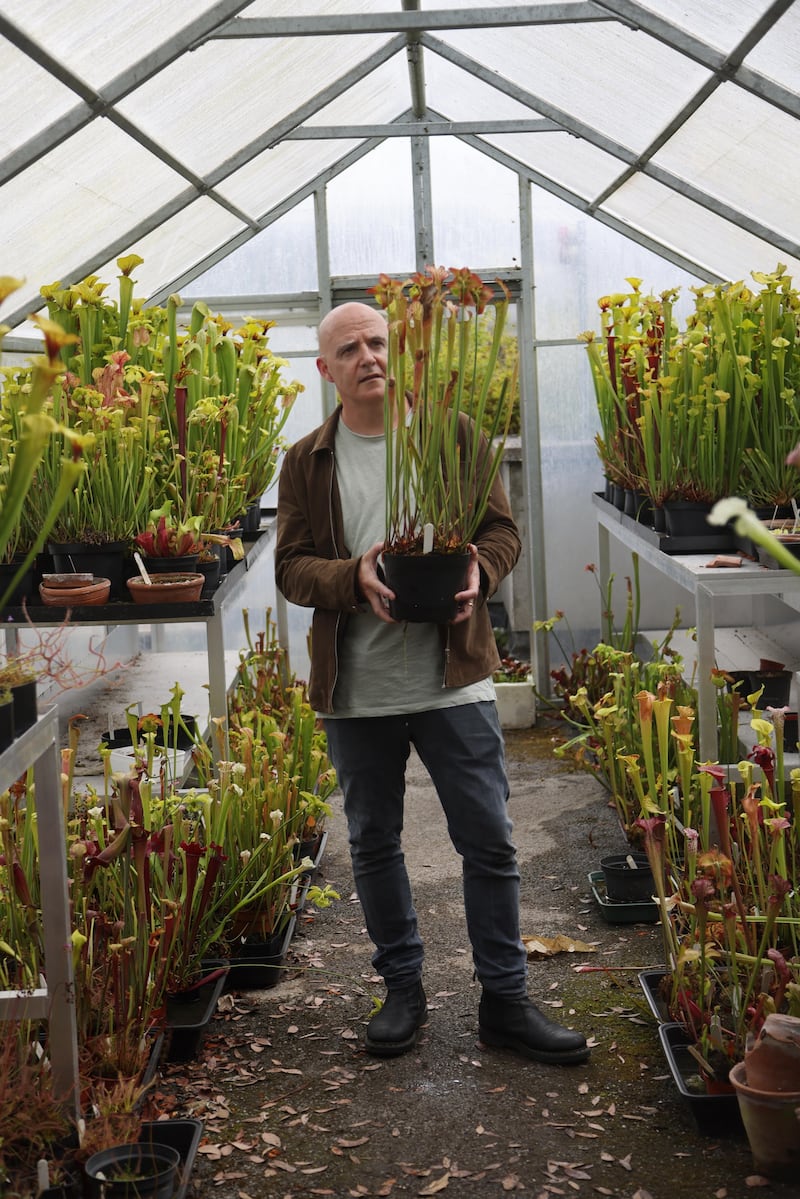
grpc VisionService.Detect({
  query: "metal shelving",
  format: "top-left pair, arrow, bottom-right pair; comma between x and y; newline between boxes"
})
0,706 -> 80,1122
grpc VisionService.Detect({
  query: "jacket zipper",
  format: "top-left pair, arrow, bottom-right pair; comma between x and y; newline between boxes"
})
326,447 -> 342,711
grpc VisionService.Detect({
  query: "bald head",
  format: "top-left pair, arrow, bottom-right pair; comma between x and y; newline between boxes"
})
316,303 -> 389,433
318,302 -> 386,356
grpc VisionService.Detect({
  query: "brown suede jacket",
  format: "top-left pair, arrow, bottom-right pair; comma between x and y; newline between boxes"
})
274,406 -> 522,714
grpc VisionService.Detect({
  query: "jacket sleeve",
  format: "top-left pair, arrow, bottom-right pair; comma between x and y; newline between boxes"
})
464,419 -> 522,599
274,444 -> 362,613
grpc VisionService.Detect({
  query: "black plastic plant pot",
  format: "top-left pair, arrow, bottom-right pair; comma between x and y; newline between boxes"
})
84,1142 -> 180,1198
381,551 -> 469,623
166,960 -> 229,1062
10,677 -> 37,735
224,914 -> 296,991
657,1023 -> 743,1137
0,696 -> 14,752
599,852 -> 654,902
138,1119 -> 203,1199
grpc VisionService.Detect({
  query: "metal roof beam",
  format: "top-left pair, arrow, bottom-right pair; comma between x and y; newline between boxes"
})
209,4 -> 613,39
403,0 -> 427,119
285,119 -> 560,137
424,38 -> 799,261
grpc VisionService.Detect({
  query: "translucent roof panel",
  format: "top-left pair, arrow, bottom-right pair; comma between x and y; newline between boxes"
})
0,37 -> 76,150
115,32 -> 393,177
442,19 -> 711,152
606,175 -> 800,284
653,85 -> 800,242
636,0 -> 776,50
4,121 -> 188,319
220,137 -> 362,217
484,132 -> 625,203
743,3 -> 800,90
0,0 -> 225,86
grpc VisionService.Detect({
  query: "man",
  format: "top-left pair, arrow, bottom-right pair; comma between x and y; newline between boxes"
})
275,301 -> 589,1065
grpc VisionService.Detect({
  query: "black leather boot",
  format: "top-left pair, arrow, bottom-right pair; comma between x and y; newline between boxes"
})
478,991 -> 590,1064
364,981 -> 428,1057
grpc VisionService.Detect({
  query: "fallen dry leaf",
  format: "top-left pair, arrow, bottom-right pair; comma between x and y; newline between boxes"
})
418,1173 -> 451,1195
745,1177 -> 770,1188
522,934 -> 597,957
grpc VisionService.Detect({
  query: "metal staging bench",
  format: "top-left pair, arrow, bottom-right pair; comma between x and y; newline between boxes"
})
593,493 -> 800,763
1,522 -> 276,758
0,706 -> 81,1122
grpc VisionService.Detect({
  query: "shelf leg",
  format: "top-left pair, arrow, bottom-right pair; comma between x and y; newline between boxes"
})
34,720 -> 81,1124
206,611 -> 229,763
696,584 -> 718,762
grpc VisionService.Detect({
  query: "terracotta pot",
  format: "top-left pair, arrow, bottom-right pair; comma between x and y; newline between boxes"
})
730,1060 -> 800,1180
745,1013 -> 800,1093
39,576 -> 111,606
126,573 -> 204,604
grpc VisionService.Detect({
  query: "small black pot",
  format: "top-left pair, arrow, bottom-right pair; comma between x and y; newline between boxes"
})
142,553 -> 199,575
381,551 -> 469,623
600,852 -> 654,902
0,695 -> 14,751
10,677 -> 37,735
83,1142 -> 180,1198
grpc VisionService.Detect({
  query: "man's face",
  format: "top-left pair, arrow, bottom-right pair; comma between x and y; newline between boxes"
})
317,307 -> 388,409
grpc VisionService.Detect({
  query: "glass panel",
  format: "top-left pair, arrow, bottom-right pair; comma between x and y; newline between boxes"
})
654,85 -> 800,241
536,345 -> 697,657
327,141 -> 415,276
532,187 -> 702,344
431,140 -> 519,268
606,176 -> 800,284
191,199 -> 318,295
443,21 -> 710,150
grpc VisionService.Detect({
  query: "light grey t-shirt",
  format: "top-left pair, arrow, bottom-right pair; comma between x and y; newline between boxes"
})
327,418 -> 494,718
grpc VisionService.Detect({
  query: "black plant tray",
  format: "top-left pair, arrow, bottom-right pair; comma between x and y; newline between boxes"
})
292,829 -> 329,914
224,914 -> 297,990
101,715 -> 199,751
657,1023 -> 744,1136
139,1118 -> 203,1199
166,960 -> 229,1062
593,493 -> 735,555
638,967 -> 670,1023
588,871 -> 659,924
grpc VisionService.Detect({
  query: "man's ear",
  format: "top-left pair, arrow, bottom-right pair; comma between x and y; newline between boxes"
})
317,355 -> 333,382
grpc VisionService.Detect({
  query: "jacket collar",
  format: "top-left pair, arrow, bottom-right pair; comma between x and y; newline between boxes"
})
310,405 -> 344,455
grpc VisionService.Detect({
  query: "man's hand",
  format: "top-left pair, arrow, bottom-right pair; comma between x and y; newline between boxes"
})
357,542 -> 398,624
451,543 -> 481,624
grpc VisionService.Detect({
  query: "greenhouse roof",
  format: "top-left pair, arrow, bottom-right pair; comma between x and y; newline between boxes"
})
2,0 -> 799,329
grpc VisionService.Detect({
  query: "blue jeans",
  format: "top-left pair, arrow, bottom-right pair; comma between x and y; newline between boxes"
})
323,702 -> 527,995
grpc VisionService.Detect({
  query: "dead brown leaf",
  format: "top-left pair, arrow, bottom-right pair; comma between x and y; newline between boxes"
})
522,934 -> 597,957
745,1177 -> 771,1188
418,1173 -> 451,1195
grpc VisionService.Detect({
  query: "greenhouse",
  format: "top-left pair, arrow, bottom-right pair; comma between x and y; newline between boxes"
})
1,2 -> 800,1196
